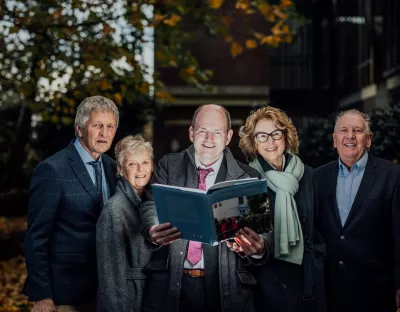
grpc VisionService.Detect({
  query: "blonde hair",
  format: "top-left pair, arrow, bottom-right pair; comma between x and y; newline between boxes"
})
114,134 -> 153,167
239,106 -> 299,161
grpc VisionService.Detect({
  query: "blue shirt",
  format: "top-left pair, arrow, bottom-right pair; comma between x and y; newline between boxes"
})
336,152 -> 368,226
74,139 -> 110,204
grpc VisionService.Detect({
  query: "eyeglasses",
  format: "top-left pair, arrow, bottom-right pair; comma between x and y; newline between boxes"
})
254,130 -> 284,143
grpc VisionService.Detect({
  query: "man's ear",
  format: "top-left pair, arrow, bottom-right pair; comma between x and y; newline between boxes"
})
117,166 -> 123,177
189,126 -> 194,143
226,129 -> 233,146
76,124 -> 83,138
332,133 -> 337,149
366,132 -> 373,149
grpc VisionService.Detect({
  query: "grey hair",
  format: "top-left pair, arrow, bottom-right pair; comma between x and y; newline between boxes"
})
191,104 -> 231,131
74,96 -> 120,137
114,134 -> 153,168
334,109 -> 372,134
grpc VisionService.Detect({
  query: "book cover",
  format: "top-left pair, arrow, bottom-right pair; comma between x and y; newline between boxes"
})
152,178 -> 271,245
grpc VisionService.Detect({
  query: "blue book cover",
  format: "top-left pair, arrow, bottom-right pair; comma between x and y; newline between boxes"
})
152,178 -> 271,245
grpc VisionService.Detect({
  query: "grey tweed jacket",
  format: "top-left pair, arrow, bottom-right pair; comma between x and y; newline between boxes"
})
96,177 -> 154,312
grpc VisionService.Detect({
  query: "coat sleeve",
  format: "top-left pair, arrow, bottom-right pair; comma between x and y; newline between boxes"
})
97,204 -> 130,312
139,156 -> 169,250
24,161 -> 60,301
393,177 -> 400,289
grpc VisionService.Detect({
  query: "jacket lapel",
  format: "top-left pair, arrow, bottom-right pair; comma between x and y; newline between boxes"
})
102,155 -> 117,196
343,155 -> 379,230
67,142 -> 98,203
326,161 -> 342,229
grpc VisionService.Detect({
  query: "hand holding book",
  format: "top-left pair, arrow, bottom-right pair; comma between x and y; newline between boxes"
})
149,222 -> 181,246
226,227 -> 265,256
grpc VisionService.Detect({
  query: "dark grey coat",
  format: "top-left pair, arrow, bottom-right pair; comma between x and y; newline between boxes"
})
140,146 -> 262,312
96,177 -> 153,312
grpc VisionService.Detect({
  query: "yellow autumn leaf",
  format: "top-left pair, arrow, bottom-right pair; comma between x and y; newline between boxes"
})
254,32 -> 265,40
271,20 -> 284,35
273,6 -> 288,19
282,24 -> 289,33
114,92 -> 122,105
153,13 -> 167,26
230,42 -> 244,57
284,32 -> 294,43
164,14 -> 181,26
258,3 -> 276,22
257,3 -> 272,15
270,36 -> 281,47
185,66 -> 196,75
169,59 -> 178,67
280,0 -> 293,8
221,16 -> 232,27
224,35 -> 233,43
156,90 -> 174,102
100,79 -> 112,90
260,35 -> 273,45
139,82 -> 150,94
245,39 -> 257,49
235,1 -> 249,10
209,0 -> 223,9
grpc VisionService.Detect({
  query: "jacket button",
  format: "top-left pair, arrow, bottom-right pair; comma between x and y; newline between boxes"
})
338,260 -> 344,265
302,218 -> 307,223
180,251 -> 184,255
340,235 -> 345,240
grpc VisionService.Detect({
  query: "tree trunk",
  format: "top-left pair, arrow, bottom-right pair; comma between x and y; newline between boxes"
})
4,104 -> 32,191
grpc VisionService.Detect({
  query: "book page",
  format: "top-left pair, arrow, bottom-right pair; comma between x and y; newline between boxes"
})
207,177 -> 258,192
152,183 -> 206,194
212,193 -> 271,242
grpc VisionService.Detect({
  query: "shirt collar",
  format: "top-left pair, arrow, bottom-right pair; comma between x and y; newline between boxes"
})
338,151 -> 368,174
74,138 -> 102,164
194,154 -> 223,174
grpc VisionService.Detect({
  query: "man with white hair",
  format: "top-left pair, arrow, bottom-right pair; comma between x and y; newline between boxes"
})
314,109 -> 400,312
24,96 -> 119,312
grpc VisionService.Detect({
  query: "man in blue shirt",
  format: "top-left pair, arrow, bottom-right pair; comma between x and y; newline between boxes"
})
24,96 -> 119,312
314,109 -> 400,312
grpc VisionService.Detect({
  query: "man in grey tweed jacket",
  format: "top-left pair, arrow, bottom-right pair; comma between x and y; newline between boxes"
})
140,104 -> 268,312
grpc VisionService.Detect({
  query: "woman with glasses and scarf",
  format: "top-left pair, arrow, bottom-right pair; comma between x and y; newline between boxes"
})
231,106 -> 326,312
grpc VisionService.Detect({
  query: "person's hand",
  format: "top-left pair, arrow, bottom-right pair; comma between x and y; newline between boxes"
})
226,237 -> 246,257
149,222 -> 181,245
232,227 -> 265,256
32,299 -> 56,312
396,288 -> 400,308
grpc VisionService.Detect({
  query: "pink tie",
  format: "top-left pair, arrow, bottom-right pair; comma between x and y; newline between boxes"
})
186,167 -> 214,266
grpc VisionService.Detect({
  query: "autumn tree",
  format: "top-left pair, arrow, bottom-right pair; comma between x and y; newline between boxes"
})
0,0 -> 301,191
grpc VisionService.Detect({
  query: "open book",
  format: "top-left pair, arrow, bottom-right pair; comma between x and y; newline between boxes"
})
152,178 -> 271,245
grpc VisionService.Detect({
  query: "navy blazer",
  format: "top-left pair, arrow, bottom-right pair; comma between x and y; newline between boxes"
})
24,141 -> 117,304
314,154 -> 400,312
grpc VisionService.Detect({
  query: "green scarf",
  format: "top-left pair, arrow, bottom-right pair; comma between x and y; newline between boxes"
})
250,154 -> 304,265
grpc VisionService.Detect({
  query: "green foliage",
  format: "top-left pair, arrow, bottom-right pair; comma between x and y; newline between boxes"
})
298,117 -> 336,168
369,103 -> 400,162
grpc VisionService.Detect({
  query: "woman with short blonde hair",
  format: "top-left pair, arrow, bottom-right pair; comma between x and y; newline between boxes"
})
97,134 -> 154,312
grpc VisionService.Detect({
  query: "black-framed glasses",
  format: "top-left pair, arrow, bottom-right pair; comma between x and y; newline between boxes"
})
254,130 -> 284,143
